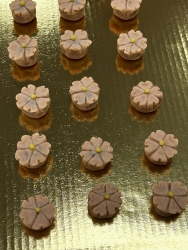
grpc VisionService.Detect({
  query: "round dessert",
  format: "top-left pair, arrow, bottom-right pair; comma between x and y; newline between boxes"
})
8,35 -> 38,67
60,29 -> 92,59
144,130 -> 178,165
19,195 -> 55,230
9,0 -> 37,24
117,30 -> 147,60
69,77 -> 100,111
153,181 -> 188,217
88,183 -> 122,219
111,0 -> 142,20
16,84 -> 51,118
58,0 -> 86,21
15,133 -> 51,169
130,81 -> 163,113
80,137 -> 113,171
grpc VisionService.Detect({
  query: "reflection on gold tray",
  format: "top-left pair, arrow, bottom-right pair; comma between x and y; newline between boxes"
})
13,18 -> 38,36
59,16 -> 86,32
128,105 -> 160,123
70,103 -> 98,122
18,155 -> 53,181
140,153 -> 172,177
109,14 -> 139,35
19,109 -> 52,132
116,54 -> 144,75
11,61 -> 40,82
61,53 -> 92,75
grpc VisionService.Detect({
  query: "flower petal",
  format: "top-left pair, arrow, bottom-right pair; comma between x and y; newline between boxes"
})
80,77 -> 94,87
32,211 -> 50,230
148,130 -> 166,143
145,139 -> 160,157
35,142 -> 51,156
164,134 -> 178,148
74,30 -> 88,40
88,191 -> 105,209
91,201 -> 107,218
92,183 -> 105,195
69,81 -> 83,94
35,98 -> 51,112
100,152 -> 113,165
152,181 -> 169,196
27,38 -> 37,48
163,145 -> 177,159
8,41 -> 21,52
85,92 -> 98,107
173,197 -> 188,210
9,2 -> 21,12
21,196 -> 36,209
131,43 -> 141,54
109,192 -> 122,204
147,94 -> 159,111
128,30 -> 142,40
25,0 -> 37,12
130,86 -> 144,100
81,141 -> 95,151
137,81 -> 153,90
170,182 -> 187,196
80,150 -> 94,163
153,196 -> 170,213
30,150 -> 46,168
127,0 -> 141,11
117,33 -> 130,46
72,2 -> 84,12
90,137 -> 103,148
149,146 -> 168,164
119,43 -> 132,55
41,203 -> 55,221
25,47 -> 37,58
78,39 -> 92,50
135,37 -> 147,50
17,35 -> 31,45
14,7 -> 31,20
17,135 -> 32,149
16,93 -> 31,109
101,141 -> 113,153
31,133 -> 47,146
87,83 -> 100,94
23,100 -> 38,113
72,92 -> 86,109
168,198 -> 182,214
87,154 -> 103,169
35,195 -> 49,208
150,86 -> 163,100
21,84 -> 36,96
106,183 -> 118,195
111,0 -> 126,12
106,200 -> 120,217
59,2 -> 72,13
132,94 -> 147,110
61,30 -> 73,41
15,149 -> 33,168
9,47 -> 24,61
20,209 -> 36,229
36,86 -> 49,98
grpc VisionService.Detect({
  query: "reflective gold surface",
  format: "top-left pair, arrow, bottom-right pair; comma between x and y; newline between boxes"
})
0,0 -> 188,249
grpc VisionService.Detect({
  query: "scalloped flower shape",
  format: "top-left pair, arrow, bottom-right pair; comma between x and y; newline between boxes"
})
69,77 -> 100,111
153,181 -> 188,217
59,0 -> 86,21
16,84 -> 51,118
130,81 -> 163,113
8,35 -> 38,67
20,195 -> 55,230
144,130 -> 178,165
88,183 -> 122,218
60,29 -> 92,59
111,0 -> 142,20
80,137 -> 113,171
117,30 -> 147,60
15,133 -> 51,169
9,0 -> 36,24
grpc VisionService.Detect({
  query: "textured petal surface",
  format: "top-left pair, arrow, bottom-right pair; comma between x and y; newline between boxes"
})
17,135 -> 32,149
32,212 -> 50,230
15,149 -> 33,168
31,133 -> 46,146
91,201 -> 107,218
35,142 -> 51,156
88,192 -> 105,209
153,196 -> 169,213
21,84 -> 36,96
90,137 -> 103,148
35,195 -> 49,208
164,134 -> 178,148
153,181 -> 169,196
30,149 -> 46,167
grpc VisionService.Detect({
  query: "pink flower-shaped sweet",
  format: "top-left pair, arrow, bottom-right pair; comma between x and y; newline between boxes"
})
144,130 -> 178,165
80,137 -> 113,171
8,35 -> 38,67
130,81 -> 163,113
15,133 -> 51,169
58,0 -> 86,21
9,0 -> 36,24
20,195 -> 55,230
16,84 -> 51,118
60,29 -> 92,59
117,30 -> 147,60
88,183 -> 122,218
153,181 -> 188,217
111,0 -> 142,20
69,77 -> 100,111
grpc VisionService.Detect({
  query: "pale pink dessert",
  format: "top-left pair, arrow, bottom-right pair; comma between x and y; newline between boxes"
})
111,0 -> 142,20
58,0 -> 86,21
20,195 -> 55,230
130,81 -> 163,113
8,35 -> 38,67
15,133 -> 51,169
117,30 -> 147,60
9,0 -> 36,24
16,84 -> 51,119
88,183 -> 122,218
153,181 -> 188,217
69,77 -> 100,111
80,137 -> 113,171
60,29 -> 92,59
144,130 -> 178,165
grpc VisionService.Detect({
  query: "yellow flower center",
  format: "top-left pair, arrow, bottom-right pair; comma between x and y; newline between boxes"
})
21,43 -> 26,48
159,140 -> 165,146
104,194 -> 110,200
145,89 -> 150,94
35,207 -> 41,213
70,35 -> 76,41
20,0 -> 25,6
31,94 -> 36,99
130,38 -> 136,43
96,147 -> 101,153
168,191 -> 174,198
29,144 -> 35,150
82,87 -> 87,92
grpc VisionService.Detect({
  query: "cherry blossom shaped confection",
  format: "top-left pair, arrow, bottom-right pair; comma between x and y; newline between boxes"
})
16,84 -> 51,119
19,195 -> 55,230
15,133 -> 51,169
111,0 -> 142,20
80,137 -> 113,171
88,183 -> 122,219
9,0 -> 36,24
69,77 -> 100,111
144,130 -> 178,165
153,181 -> 188,217
60,29 -> 92,59
117,30 -> 147,60
58,0 -> 86,21
8,35 -> 38,67
130,81 -> 163,113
